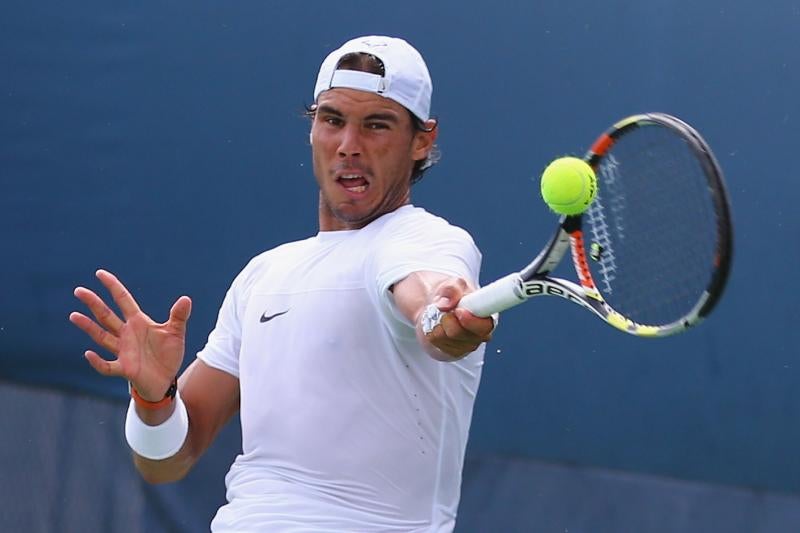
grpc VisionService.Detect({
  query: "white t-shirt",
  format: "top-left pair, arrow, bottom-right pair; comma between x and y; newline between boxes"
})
197,205 -> 485,533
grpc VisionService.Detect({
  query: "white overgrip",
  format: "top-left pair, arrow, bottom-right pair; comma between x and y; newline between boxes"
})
459,273 -> 526,316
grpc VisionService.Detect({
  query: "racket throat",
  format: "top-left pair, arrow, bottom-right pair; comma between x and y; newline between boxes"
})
568,230 -> 599,293
521,226 -> 572,279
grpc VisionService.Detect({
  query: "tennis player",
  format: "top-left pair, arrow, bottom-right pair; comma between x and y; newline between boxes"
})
70,35 -> 495,532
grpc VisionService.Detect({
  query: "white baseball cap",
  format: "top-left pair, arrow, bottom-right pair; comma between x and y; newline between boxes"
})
313,35 -> 433,121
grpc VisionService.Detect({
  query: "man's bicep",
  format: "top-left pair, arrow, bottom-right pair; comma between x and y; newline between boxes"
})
179,359 -> 240,457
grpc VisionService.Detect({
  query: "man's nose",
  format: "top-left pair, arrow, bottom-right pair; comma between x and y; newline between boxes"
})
337,124 -> 362,158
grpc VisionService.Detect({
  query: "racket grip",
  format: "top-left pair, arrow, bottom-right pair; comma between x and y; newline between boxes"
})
459,273 -> 526,316
420,273 -> 525,334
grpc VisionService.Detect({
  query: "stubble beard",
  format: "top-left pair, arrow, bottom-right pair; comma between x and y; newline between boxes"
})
319,176 -> 411,230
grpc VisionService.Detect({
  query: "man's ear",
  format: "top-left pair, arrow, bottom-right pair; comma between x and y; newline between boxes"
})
412,119 -> 438,160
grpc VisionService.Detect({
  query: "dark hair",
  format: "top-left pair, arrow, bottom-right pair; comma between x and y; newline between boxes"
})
307,52 -> 439,184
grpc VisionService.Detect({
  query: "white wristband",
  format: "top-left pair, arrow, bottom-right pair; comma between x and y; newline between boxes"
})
125,390 -> 189,460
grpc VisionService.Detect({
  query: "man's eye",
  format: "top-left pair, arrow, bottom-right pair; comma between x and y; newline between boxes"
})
324,116 -> 343,126
367,122 -> 389,130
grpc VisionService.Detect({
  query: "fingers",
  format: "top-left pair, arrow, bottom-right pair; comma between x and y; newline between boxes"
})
73,286 -> 124,334
69,311 -> 120,354
70,270 -> 133,370
96,269 -> 142,320
425,310 -> 491,356
425,277 -> 493,351
440,312 -> 492,345
453,308 -> 495,339
439,312 -> 466,339
84,350 -> 124,377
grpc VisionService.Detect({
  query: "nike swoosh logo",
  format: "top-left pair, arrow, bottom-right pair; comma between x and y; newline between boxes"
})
260,309 -> 290,323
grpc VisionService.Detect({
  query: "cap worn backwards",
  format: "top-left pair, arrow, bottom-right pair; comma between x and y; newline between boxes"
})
313,35 -> 432,122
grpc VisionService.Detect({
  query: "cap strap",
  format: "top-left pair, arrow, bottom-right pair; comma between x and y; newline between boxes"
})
329,69 -> 388,94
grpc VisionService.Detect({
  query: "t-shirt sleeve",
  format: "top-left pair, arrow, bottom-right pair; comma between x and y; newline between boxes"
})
369,214 -> 482,331
195,260 -> 259,378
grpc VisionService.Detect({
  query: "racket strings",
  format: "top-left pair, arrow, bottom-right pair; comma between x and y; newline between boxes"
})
586,153 -> 623,294
585,125 -> 719,326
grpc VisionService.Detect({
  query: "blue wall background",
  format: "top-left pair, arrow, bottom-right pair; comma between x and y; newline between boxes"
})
2,0 -> 799,520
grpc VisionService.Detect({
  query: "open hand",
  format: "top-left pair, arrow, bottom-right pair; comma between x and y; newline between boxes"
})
69,269 -> 191,401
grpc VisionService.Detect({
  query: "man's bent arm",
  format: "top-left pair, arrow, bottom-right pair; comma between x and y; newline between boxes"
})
132,359 -> 239,484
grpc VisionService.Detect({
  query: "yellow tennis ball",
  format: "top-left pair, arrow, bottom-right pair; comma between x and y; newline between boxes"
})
540,157 -> 597,215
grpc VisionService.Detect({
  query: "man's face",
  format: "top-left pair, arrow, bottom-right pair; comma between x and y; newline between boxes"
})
310,88 -> 436,231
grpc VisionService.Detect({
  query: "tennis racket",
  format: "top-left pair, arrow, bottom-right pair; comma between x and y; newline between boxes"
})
422,112 -> 733,337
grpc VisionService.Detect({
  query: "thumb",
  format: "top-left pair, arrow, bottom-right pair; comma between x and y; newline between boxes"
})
169,295 -> 192,333
433,284 -> 463,312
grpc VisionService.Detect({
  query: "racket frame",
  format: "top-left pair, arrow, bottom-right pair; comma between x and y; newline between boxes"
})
423,112 -> 733,338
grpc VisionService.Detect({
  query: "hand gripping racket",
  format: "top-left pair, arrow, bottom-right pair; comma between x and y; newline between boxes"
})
423,112 -> 733,337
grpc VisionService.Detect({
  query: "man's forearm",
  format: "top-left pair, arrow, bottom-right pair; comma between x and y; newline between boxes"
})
133,440 -> 197,484
127,394 -> 196,484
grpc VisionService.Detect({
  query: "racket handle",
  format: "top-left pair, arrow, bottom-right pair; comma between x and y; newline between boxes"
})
459,273 -> 526,316
420,273 -> 525,334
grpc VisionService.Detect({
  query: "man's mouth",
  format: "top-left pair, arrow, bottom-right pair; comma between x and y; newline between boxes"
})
337,174 -> 369,194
